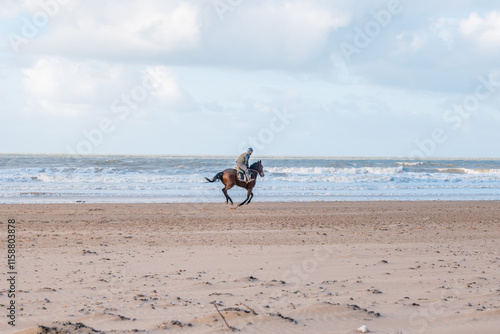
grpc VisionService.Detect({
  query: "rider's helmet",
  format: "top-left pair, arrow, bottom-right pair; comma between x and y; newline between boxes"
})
248,148 -> 254,153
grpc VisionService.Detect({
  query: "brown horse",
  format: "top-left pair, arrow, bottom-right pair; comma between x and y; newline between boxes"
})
205,161 -> 265,207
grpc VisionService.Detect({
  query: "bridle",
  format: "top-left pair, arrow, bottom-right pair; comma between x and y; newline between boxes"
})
249,163 -> 264,177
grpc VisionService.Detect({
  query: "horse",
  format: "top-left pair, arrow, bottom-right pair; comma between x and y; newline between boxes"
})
205,160 -> 265,207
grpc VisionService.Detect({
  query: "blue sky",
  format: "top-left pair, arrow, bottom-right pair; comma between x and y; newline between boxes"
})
1,0 -> 500,157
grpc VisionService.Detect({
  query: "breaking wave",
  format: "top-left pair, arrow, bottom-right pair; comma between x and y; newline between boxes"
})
1,154 -> 500,203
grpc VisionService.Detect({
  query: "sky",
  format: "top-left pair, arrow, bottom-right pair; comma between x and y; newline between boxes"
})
1,0 -> 499,158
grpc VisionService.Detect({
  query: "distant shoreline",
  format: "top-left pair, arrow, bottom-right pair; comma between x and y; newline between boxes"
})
3,198 -> 500,207
1,152 -> 500,160
2,200 -> 500,210
3,199 -> 500,206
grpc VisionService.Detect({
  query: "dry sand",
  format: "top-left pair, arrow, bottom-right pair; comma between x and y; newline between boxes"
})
1,201 -> 500,333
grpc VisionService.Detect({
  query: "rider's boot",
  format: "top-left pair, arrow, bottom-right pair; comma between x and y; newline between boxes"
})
239,171 -> 247,182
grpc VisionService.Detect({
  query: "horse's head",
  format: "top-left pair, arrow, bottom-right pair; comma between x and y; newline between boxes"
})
257,160 -> 265,177
250,161 -> 264,178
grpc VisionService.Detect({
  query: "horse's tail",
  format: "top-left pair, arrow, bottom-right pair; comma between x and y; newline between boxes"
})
205,171 -> 223,183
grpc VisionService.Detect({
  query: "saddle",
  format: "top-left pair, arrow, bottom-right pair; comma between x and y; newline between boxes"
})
235,166 -> 253,182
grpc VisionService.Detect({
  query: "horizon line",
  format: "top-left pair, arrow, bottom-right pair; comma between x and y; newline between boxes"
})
1,152 -> 500,160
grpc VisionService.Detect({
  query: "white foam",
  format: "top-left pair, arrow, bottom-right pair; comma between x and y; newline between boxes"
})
462,168 -> 500,175
2,155 -> 500,203
396,161 -> 425,166
265,166 -> 403,175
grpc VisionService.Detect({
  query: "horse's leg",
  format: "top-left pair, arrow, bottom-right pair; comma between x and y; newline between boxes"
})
246,191 -> 254,205
220,176 -> 229,204
222,187 -> 229,204
222,187 -> 234,205
220,172 -> 235,205
238,189 -> 252,207
224,183 -> 234,205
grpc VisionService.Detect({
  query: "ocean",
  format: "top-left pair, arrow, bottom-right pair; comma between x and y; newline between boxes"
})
1,154 -> 500,203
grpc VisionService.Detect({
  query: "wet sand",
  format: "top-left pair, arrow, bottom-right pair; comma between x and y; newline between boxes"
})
1,201 -> 500,333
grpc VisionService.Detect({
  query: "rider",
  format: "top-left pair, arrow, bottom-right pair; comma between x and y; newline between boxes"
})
236,148 -> 253,183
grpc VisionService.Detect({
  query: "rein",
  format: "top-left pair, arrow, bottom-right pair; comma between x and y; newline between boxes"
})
248,165 -> 262,175
235,166 -> 260,175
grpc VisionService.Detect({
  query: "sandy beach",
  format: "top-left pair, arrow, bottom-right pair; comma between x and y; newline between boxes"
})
1,201 -> 500,333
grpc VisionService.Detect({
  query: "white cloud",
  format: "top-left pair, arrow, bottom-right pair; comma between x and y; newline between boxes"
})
396,32 -> 426,52
13,0 -> 350,70
22,58 -> 186,117
144,66 -> 182,102
275,1 -> 350,61
203,1 -> 350,67
0,0 -> 27,18
26,0 -> 200,57
22,57 -> 121,116
429,17 -> 459,49
459,11 -> 500,49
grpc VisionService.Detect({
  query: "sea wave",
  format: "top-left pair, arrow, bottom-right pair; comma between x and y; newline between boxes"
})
2,154 -> 500,203
265,166 -> 403,175
437,168 -> 500,175
396,162 -> 426,166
